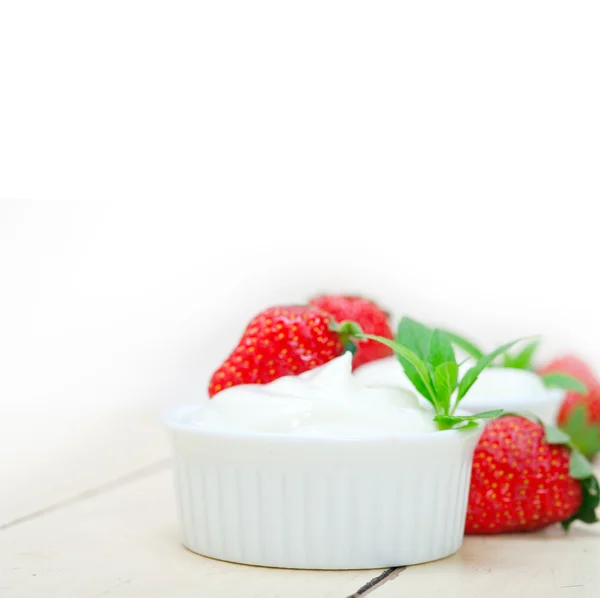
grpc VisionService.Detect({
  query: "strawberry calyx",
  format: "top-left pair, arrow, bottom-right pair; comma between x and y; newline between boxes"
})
560,403 -> 600,459
540,373 -> 588,393
502,411 -> 599,529
328,319 -> 361,356
315,295 -> 395,368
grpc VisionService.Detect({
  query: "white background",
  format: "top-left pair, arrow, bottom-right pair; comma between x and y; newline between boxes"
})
1,2 -> 599,521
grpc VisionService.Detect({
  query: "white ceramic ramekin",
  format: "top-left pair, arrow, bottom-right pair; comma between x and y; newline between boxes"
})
162,404 -> 483,569
459,389 -> 565,424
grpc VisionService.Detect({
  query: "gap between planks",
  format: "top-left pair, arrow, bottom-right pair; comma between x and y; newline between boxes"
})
0,458 -> 170,531
347,566 -> 407,597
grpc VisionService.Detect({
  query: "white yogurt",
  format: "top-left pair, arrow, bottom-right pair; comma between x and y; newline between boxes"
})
353,356 -> 413,389
460,366 -> 565,422
465,367 -> 547,401
193,352 -> 437,437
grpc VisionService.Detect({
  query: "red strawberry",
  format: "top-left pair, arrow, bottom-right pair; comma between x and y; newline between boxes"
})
466,415 -> 599,534
208,306 -> 344,397
538,356 -> 600,458
309,295 -> 393,368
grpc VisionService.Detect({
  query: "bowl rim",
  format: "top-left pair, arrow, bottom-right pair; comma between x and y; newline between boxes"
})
160,402 -> 484,446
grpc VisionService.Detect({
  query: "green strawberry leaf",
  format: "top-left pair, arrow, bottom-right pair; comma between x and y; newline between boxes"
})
361,321 -> 522,430
501,409 -> 542,424
569,449 -> 595,480
502,340 -> 539,370
434,418 -> 481,431
442,331 -> 484,360
433,362 -> 459,414
544,424 -> 571,445
562,475 -> 600,529
561,436 -> 599,529
390,319 -> 437,405
465,409 -> 504,419
457,338 -> 525,402
560,404 -> 600,458
434,410 -> 503,426
356,333 -> 436,406
397,317 -> 433,362
429,329 -> 456,368
434,410 -> 503,430
541,373 -> 588,394
454,420 -> 480,431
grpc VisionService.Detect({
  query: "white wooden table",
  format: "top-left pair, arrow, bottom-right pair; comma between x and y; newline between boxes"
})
1,409 -> 599,598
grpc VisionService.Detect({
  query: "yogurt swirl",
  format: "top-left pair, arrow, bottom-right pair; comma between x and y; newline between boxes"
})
193,352 -> 437,437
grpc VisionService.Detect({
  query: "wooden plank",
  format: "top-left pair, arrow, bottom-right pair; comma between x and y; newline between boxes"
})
0,407 -> 169,527
0,469 -> 383,598
374,513 -> 600,597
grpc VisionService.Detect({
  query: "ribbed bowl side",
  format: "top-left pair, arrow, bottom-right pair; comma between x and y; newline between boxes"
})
172,455 -> 473,569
